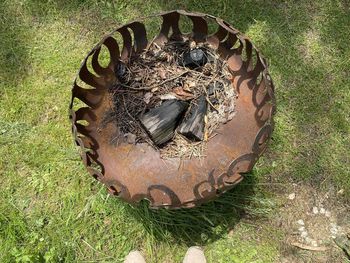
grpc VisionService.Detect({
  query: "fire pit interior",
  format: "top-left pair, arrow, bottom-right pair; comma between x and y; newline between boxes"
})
107,38 -> 236,159
70,10 -> 276,208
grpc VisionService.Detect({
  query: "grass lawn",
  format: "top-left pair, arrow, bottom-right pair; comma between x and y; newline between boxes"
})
0,0 -> 349,262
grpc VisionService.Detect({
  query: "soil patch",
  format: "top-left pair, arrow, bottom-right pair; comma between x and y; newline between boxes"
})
274,184 -> 350,262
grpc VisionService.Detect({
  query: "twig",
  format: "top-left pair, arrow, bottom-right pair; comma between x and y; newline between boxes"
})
82,239 -> 100,254
202,72 -> 219,112
291,242 -> 328,251
122,95 -> 137,122
152,70 -> 190,88
208,133 -> 218,140
206,97 -> 219,112
120,70 -> 190,91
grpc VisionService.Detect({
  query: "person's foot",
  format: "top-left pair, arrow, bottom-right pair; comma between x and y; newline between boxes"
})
123,250 -> 146,263
183,246 -> 207,263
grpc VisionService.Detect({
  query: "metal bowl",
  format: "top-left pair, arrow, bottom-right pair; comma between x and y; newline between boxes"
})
69,10 -> 276,208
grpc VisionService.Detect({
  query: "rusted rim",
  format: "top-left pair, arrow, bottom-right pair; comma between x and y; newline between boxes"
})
69,10 -> 276,209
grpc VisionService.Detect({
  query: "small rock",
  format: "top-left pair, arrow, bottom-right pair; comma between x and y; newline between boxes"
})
288,193 -> 296,200
298,226 -> 305,232
311,240 -> 318,247
325,211 -> 331,217
297,219 -> 305,226
312,207 -> 319,214
301,231 -> 308,238
330,223 -> 338,235
320,208 -> 326,214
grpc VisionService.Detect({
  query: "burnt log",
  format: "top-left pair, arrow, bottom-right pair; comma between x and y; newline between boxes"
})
178,95 -> 208,141
139,100 -> 189,146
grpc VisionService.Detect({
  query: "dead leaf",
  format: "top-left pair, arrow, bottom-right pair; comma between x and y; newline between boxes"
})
291,242 -> 328,251
183,81 -> 196,92
183,83 -> 189,91
188,81 -> 196,88
143,92 -> 153,104
173,87 -> 195,100
159,69 -> 167,79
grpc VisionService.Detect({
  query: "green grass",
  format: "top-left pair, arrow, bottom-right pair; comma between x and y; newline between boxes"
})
0,0 -> 349,262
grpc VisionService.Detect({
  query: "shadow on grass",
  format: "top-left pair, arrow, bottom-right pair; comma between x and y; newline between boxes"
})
123,173 -> 273,246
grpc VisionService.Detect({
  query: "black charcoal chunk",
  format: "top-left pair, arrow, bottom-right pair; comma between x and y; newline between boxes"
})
139,100 -> 189,146
181,48 -> 208,69
178,95 -> 208,141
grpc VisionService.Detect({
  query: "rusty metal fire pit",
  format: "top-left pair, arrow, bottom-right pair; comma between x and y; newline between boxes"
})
69,10 -> 276,209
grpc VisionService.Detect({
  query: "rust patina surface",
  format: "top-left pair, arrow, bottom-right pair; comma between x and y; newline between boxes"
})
69,10 -> 276,208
